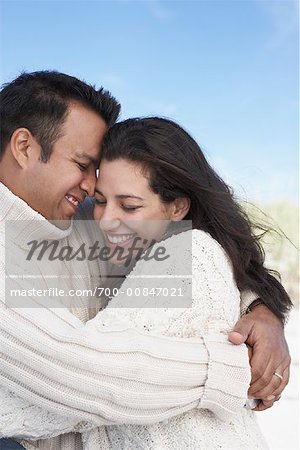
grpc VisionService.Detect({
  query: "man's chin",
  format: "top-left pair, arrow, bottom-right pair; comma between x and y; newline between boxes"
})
50,218 -> 72,230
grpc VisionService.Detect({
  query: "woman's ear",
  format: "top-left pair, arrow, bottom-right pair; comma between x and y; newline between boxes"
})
171,197 -> 191,221
10,128 -> 36,168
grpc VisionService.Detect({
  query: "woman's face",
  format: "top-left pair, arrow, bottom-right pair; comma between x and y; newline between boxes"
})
94,158 -> 180,265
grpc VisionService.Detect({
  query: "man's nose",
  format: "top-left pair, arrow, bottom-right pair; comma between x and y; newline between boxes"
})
80,171 -> 97,197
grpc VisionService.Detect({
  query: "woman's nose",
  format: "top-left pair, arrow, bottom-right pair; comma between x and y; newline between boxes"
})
97,204 -> 121,231
100,218 -> 121,232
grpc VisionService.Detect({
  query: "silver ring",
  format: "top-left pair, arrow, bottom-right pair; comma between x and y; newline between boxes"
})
274,372 -> 283,381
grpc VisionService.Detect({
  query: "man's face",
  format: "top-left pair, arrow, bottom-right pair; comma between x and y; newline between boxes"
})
24,103 -> 107,225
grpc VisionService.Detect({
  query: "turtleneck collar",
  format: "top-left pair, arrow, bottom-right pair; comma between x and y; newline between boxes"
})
0,182 -> 73,247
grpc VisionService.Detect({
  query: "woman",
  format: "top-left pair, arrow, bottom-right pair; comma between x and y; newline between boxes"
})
82,116 -> 291,449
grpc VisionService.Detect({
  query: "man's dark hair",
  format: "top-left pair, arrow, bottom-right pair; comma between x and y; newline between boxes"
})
0,70 -> 121,162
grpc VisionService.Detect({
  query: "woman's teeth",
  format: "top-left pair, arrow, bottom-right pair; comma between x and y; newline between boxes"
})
107,234 -> 135,244
65,195 -> 79,207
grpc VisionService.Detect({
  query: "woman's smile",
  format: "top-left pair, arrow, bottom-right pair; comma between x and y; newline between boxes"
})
105,232 -> 138,248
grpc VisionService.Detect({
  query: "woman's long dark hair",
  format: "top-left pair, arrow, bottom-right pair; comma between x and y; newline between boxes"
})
101,117 -> 292,322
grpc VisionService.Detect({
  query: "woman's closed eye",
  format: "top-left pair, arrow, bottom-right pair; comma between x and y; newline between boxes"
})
95,198 -> 106,205
121,204 -> 142,212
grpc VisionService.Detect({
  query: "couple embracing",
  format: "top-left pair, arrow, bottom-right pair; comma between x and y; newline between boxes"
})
0,71 -> 292,450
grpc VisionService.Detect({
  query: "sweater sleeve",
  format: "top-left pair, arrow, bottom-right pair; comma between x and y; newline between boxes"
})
0,230 -> 249,439
0,254 -> 208,439
240,289 -> 260,315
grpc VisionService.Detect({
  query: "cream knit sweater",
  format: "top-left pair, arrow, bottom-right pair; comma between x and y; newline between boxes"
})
0,182 -> 266,449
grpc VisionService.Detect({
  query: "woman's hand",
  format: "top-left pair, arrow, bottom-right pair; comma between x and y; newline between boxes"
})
228,304 -> 290,411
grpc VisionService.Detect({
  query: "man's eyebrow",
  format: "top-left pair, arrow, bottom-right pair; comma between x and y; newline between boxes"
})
75,152 -> 99,165
95,189 -> 144,201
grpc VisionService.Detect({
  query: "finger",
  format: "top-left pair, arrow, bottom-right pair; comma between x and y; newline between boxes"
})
270,366 -> 290,397
247,345 -> 287,395
247,345 -> 253,360
228,315 -> 254,345
253,399 -> 275,411
228,331 -> 245,345
248,353 -> 273,394
249,367 -> 283,399
247,338 -> 275,386
249,361 -> 289,399
256,393 -> 281,410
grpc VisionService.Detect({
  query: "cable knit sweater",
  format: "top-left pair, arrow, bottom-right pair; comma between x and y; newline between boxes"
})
0,182 -> 266,449
79,230 -> 267,450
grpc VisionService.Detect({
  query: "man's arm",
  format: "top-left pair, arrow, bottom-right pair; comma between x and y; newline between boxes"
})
0,231 -> 253,438
0,298 -> 206,426
0,301 -> 250,439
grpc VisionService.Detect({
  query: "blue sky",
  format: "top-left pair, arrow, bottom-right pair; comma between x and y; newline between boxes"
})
0,0 -> 298,204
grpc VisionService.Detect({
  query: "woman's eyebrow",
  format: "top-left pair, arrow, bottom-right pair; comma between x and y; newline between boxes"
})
116,194 -> 144,200
94,189 -> 143,201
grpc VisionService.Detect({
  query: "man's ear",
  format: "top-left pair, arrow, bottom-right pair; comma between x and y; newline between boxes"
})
171,197 -> 191,221
10,128 -> 36,168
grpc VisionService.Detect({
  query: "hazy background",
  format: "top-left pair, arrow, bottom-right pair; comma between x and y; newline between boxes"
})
0,0 -> 298,448
0,0 -> 298,204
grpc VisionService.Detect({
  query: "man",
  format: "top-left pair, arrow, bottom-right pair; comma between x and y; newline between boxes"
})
0,71 -> 291,450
